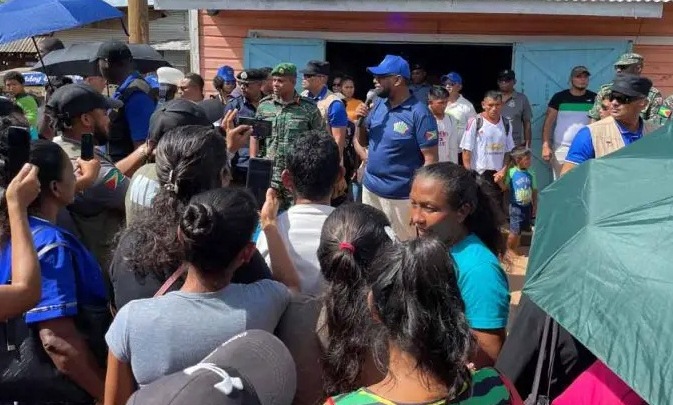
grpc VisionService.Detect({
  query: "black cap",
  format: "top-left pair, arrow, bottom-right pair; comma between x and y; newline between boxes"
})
125,330 -> 296,405
236,69 -> 268,83
411,63 -> 425,71
46,83 -> 123,118
299,60 -> 330,76
497,69 -> 516,81
90,40 -> 132,63
0,96 -> 22,117
611,73 -> 653,98
148,99 -> 212,143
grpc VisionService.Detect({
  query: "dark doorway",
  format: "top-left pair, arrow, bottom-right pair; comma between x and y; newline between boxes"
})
326,42 -> 513,109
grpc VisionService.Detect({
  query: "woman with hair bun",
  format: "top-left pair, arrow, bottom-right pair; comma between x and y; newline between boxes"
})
104,187 -> 296,405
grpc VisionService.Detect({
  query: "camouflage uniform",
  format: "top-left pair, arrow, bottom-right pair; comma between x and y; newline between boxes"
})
651,95 -> 673,127
588,53 -> 663,124
255,63 -> 325,209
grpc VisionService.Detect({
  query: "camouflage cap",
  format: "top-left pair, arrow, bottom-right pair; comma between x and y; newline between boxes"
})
614,53 -> 644,67
271,63 -> 297,77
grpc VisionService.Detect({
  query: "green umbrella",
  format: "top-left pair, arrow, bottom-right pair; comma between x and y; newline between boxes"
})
523,122 -> 673,405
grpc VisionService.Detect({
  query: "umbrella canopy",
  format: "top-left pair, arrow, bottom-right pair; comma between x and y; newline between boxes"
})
33,42 -> 172,77
0,0 -> 123,44
523,123 -> 673,405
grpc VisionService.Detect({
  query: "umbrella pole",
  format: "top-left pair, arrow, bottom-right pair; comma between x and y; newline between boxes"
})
31,36 -> 54,90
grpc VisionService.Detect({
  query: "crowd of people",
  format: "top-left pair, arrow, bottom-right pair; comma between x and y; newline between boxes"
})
0,37 -> 660,405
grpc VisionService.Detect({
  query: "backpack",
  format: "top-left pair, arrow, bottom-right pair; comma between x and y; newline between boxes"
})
474,115 -> 511,137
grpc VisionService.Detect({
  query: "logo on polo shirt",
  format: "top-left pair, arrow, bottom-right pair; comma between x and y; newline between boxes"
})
393,121 -> 410,135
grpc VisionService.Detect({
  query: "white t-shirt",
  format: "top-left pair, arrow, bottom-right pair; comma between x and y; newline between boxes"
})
445,94 -> 477,136
460,115 -> 515,174
255,204 -> 335,295
436,114 -> 460,164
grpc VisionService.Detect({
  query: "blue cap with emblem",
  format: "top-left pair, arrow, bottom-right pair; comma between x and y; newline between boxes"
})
367,55 -> 411,80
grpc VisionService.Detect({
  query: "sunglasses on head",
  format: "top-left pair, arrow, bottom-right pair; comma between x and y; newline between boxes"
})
609,92 -> 642,104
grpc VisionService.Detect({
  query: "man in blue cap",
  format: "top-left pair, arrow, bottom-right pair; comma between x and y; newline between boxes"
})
355,55 -> 438,240
441,71 -> 476,137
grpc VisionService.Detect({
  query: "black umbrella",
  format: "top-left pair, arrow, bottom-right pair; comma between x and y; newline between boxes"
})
33,42 -> 171,77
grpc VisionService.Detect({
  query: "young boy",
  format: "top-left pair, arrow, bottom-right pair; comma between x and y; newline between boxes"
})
427,86 -> 459,163
501,146 -> 537,257
3,71 -> 38,136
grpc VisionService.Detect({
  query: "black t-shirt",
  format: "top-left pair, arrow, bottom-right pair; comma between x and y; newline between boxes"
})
495,294 -> 596,400
108,230 -> 272,310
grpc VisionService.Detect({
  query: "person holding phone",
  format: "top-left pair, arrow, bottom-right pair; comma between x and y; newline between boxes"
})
0,139 -> 109,402
45,83 -> 146,270
0,162 -> 42,320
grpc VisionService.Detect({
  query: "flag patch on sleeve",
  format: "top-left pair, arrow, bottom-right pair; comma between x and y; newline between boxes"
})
104,169 -> 124,190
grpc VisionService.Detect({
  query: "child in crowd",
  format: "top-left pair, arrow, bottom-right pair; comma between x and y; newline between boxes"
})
427,86 -> 460,164
500,147 -> 537,257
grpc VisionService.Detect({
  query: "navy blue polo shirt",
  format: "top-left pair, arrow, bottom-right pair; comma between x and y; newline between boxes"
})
565,118 -> 644,166
363,95 -> 438,199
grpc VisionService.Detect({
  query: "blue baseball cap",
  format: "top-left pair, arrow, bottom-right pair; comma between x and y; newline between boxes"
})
216,65 -> 235,82
367,55 -> 411,79
441,72 -> 463,85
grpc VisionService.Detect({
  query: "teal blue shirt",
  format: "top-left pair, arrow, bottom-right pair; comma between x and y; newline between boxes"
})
450,233 -> 509,330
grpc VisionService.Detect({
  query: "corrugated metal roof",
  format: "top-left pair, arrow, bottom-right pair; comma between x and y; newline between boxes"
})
0,36 -> 48,54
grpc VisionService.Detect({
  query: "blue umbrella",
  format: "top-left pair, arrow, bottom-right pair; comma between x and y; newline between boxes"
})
0,0 -> 124,44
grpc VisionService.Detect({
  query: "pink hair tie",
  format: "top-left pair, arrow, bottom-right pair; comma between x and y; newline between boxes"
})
339,242 -> 355,254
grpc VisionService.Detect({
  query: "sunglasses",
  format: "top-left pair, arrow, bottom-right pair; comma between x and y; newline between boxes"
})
332,82 -> 342,87
609,92 -> 642,105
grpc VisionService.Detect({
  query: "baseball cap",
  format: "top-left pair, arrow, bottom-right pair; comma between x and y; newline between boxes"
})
367,55 -> 411,79
411,63 -> 425,72
441,72 -> 463,85
91,40 -> 132,62
126,330 -> 296,405
148,99 -> 212,144
46,83 -> 123,118
571,66 -> 591,77
614,53 -> 644,67
0,96 -> 22,117
497,69 -> 516,81
299,60 -> 330,76
157,67 -> 185,86
216,66 -> 236,82
610,73 -> 652,98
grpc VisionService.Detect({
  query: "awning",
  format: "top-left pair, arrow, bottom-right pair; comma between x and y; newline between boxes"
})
153,0 -> 663,18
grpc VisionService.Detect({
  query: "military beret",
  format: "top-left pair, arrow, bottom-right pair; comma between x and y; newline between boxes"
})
271,63 -> 297,77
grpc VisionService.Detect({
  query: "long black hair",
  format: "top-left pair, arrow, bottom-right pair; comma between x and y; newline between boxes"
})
0,120 -> 68,244
118,125 -> 228,278
317,203 -> 394,395
179,188 -> 258,276
414,162 -> 506,256
369,237 -> 473,398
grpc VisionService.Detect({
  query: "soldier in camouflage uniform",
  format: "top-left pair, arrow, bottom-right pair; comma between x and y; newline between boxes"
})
588,53 -> 663,125
652,94 -> 673,127
254,62 -> 325,209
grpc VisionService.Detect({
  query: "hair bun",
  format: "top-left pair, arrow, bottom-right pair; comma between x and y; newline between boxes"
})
179,202 -> 215,244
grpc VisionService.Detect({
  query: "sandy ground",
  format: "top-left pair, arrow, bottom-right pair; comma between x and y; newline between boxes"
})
504,246 -> 528,330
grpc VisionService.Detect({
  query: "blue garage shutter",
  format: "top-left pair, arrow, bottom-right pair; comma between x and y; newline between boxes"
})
244,38 -> 326,92
513,40 -> 630,190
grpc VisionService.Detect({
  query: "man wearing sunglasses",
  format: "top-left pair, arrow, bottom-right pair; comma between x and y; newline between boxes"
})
588,53 -> 663,124
562,74 -> 656,175
355,55 -> 439,240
